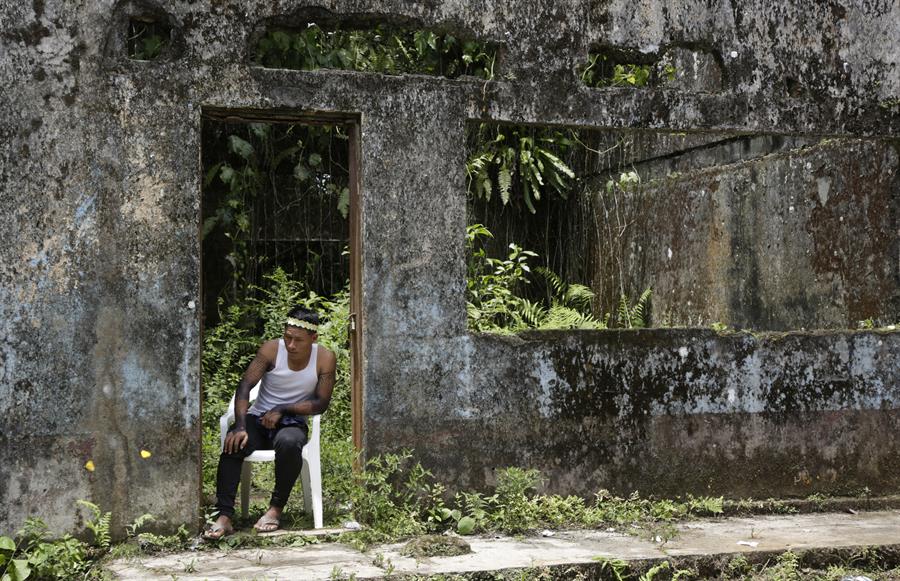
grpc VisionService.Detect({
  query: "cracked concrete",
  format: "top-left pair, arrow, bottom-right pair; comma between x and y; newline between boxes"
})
108,510 -> 900,580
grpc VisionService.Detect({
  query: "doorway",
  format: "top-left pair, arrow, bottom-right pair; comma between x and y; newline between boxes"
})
198,108 -> 363,524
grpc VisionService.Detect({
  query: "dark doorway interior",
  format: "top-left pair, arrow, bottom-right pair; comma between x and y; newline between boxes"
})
201,119 -> 351,329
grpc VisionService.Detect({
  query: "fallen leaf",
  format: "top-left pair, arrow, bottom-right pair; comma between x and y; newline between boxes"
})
140,449 -> 152,459
84,460 -> 95,472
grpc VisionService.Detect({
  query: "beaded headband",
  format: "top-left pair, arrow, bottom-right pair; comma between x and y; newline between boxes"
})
284,317 -> 318,332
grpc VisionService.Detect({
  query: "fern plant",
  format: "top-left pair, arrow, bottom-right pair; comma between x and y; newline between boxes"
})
521,267 -> 608,330
466,126 -> 576,214
76,501 -> 111,550
124,514 -> 155,538
616,287 -> 652,329
466,225 -> 655,333
466,225 -> 611,333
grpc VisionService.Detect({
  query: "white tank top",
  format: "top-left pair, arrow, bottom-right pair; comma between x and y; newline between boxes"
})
248,341 -> 318,416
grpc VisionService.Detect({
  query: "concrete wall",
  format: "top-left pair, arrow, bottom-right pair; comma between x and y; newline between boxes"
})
584,137 -> 900,330
1,0 -> 898,535
368,329 -> 900,498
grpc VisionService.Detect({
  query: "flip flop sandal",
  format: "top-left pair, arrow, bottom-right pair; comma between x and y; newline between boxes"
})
202,523 -> 234,540
253,515 -> 281,533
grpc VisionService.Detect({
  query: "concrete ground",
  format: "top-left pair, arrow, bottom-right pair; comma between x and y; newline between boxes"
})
109,510 -> 900,580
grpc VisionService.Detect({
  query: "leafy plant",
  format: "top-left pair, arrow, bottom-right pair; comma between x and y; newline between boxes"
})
616,287 -> 652,329
593,556 -> 629,581
454,491 -> 496,534
768,550 -> 802,581
490,467 -> 542,533
346,451 -> 428,544
726,554 -> 752,577
467,125 -> 576,213
580,52 -> 672,88
466,225 -> 649,333
466,232 -> 537,333
256,25 -> 495,79
76,501 -> 111,551
534,494 -> 592,527
1,517 -> 91,581
640,561 -> 671,581
135,525 -> 192,553
685,495 -> 723,516
581,54 -> 651,88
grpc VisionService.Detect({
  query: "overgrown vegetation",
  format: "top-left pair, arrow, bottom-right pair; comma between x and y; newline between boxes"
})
332,450 -> 726,550
579,51 -> 675,88
197,111 -> 661,561
255,24 -> 496,79
201,122 -> 350,315
466,125 -> 577,214
197,270 -> 675,556
466,224 -> 651,333
0,508 -> 111,580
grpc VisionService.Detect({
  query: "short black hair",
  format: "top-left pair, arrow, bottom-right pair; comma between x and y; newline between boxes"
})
286,306 -> 320,327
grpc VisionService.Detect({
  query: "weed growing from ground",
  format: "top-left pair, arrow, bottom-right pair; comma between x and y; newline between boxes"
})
767,550 -> 802,581
593,556 -> 629,580
725,554 -> 752,577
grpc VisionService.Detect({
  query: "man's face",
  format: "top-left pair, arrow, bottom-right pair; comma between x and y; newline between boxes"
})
283,326 -> 317,354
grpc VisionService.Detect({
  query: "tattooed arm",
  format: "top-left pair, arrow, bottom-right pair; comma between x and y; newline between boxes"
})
224,340 -> 277,452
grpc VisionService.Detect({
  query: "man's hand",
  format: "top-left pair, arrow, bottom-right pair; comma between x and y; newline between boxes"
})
260,408 -> 283,429
224,428 -> 249,454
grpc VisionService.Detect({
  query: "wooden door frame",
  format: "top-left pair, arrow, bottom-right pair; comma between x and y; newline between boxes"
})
347,122 -> 364,455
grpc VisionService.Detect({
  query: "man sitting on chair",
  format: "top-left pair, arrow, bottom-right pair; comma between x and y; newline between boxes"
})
204,306 -> 337,539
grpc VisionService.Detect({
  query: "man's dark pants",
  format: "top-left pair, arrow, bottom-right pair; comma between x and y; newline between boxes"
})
215,416 -> 309,518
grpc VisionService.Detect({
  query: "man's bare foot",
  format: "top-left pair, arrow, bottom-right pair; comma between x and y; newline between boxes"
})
253,506 -> 283,533
203,515 -> 234,540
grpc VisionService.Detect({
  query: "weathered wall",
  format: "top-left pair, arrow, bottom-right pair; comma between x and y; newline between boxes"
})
367,329 -> 900,498
1,0 -> 898,535
584,137 -> 900,330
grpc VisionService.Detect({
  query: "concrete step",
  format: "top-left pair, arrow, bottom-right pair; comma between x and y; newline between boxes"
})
108,509 -> 900,580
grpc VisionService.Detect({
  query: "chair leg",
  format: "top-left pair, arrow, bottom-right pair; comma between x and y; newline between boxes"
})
300,459 -> 312,515
308,454 -> 323,530
240,461 -> 252,521
300,457 -> 323,528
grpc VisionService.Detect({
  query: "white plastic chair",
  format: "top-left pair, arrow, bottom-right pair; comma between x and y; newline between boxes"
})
219,381 -> 323,528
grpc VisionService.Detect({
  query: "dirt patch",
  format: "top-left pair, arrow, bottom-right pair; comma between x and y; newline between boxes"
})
400,534 -> 472,558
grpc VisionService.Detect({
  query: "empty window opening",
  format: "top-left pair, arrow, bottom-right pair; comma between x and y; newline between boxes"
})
127,18 -> 170,60
466,122 -> 899,333
200,115 -> 358,520
254,22 -> 497,79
